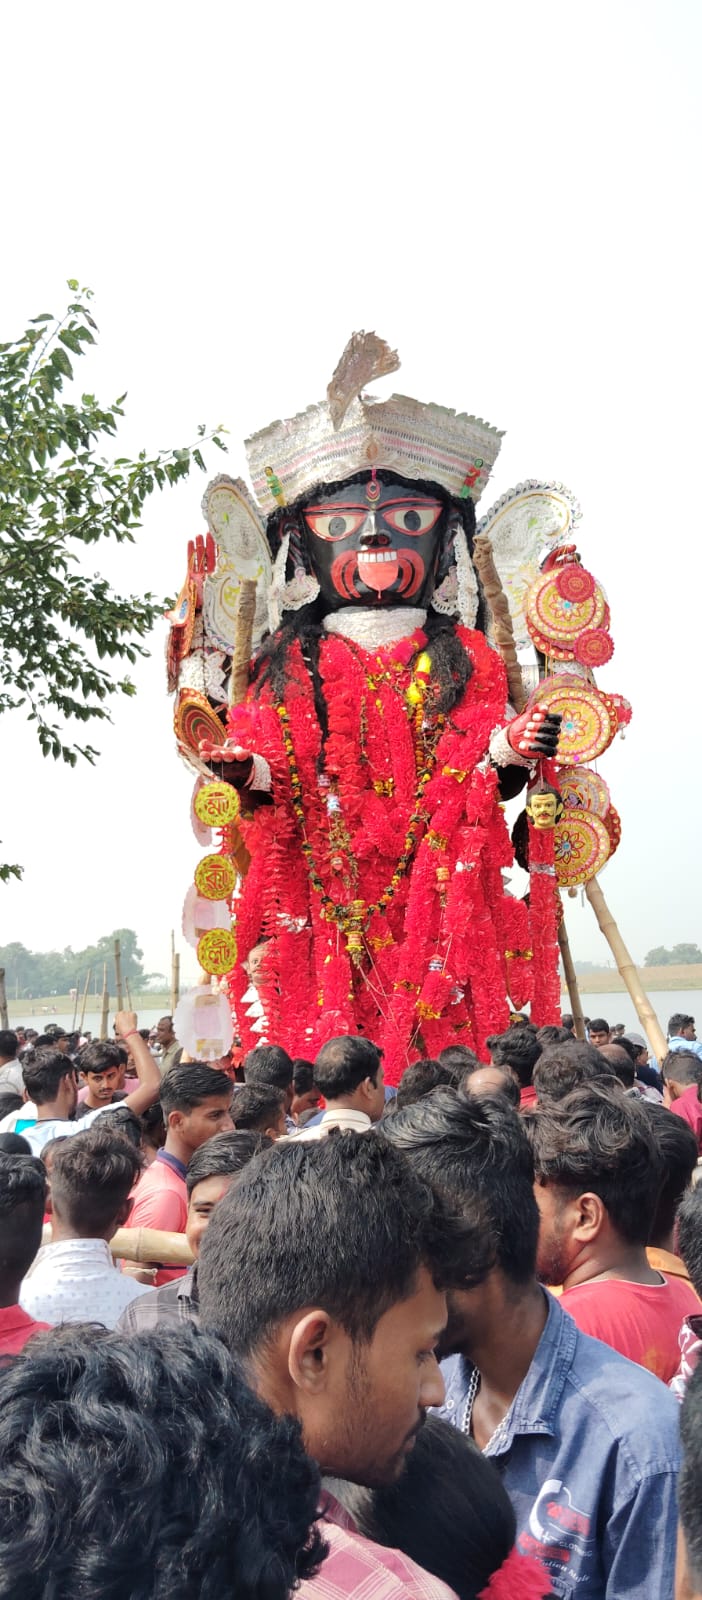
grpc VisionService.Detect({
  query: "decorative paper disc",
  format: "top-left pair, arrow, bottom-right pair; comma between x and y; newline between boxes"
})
191,779 -> 212,847
476,481 -> 581,651
553,813 -> 611,887
608,693 -> 633,729
197,927 -> 238,976
555,565 -> 595,603
533,680 -> 615,764
526,569 -> 606,651
558,766 -> 611,817
575,628 -> 614,667
194,781 -> 240,828
604,805 -> 622,859
174,690 -> 226,757
194,853 -> 236,901
182,884 -> 232,950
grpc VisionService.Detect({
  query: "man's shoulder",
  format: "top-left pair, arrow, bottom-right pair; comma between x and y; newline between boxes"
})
299,1502 -> 455,1600
117,1272 -> 195,1332
564,1320 -> 681,1463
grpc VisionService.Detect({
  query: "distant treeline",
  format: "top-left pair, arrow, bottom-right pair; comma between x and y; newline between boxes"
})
0,929 -> 162,998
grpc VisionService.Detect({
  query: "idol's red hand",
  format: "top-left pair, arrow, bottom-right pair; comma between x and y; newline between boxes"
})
507,706 -> 562,759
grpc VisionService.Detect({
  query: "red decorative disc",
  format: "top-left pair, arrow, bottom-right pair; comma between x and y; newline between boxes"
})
174,690 -> 227,757
526,569 -> 606,650
609,693 -> 633,728
558,765 -> 611,817
604,805 -> 622,859
555,565 -> 595,603
575,628 -> 614,667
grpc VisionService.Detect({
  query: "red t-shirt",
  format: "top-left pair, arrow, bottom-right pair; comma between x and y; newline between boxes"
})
124,1153 -> 187,1286
670,1083 -> 702,1153
559,1273 -> 701,1382
0,1304 -> 50,1354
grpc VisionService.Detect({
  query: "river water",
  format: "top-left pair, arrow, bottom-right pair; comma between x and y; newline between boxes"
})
13,990 -> 701,1040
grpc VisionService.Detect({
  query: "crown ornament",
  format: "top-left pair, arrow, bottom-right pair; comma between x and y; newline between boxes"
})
245,332 -> 504,518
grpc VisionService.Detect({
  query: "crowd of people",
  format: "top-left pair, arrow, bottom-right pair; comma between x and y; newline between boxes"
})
0,1007 -> 701,1598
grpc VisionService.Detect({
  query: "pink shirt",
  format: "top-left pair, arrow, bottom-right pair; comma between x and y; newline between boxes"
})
124,1155 -> 187,1286
297,1494 -> 458,1600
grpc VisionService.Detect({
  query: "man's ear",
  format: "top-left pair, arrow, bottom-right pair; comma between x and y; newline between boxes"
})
288,1310 -> 336,1395
572,1191 -> 606,1243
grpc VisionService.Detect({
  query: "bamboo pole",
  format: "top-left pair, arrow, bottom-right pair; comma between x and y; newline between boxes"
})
585,876 -> 667,1060
99,963 -> 109,1042
113,938 -> 123,1012
229,578 -> 257,706
41,1222 -> 194,1268
0,970 -> 7,1031
70,984 -> 79,1032
472,534 -> 528,713
557,912 -> 587,1040
125,977 -> 132,1010
78,968 -> 92,1034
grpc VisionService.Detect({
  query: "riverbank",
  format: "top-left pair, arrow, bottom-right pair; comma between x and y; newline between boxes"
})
561,964 -> 702,994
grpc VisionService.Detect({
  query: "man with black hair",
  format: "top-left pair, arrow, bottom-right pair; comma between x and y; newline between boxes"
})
0,1011 -> 160,1155
397,1059 -> 454,1111
119,1129 -> 270,1332
588,1018 -> 611,1047
124,1062 -> 233,1282
644,1104 -> 699,1284
672,1186 -> 702,1398
155,1014 -> 183,1075
678,1363 -> 702,1599
20,1127 -> 150,1327
294,1034 -> 385,1138
486,1025 -> 541,1108
73,1039 -> 128,1118
0,1152 -> 50,1352
0,1030 -> 24,1097
231,1083 -> 287,1138
0,1324 -> 325,1600
528,1083 -> 700,1379
668,1014 -> 702,1062
382,1087 -> 682,1599
290,1059 -> 320,1121
244,1044 -> 295,1129
597,1041 -> 637,1090
199,1132 -> 487,1600
535,1024 -> 573,1047
437,1044 -> 480,1079
664,1050 -> 702,1152
532,1040 -> 617,1103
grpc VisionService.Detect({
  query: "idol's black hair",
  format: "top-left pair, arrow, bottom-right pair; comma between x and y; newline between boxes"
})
252,470 -> 481,767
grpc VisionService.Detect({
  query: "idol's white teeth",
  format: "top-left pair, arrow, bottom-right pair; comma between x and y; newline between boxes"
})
358,551 -> 395,563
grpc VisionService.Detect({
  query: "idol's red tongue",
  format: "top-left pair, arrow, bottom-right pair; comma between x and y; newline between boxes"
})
357,554 -> 399,594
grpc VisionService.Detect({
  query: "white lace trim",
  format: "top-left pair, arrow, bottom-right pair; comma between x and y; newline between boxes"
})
323,607 -> 427,649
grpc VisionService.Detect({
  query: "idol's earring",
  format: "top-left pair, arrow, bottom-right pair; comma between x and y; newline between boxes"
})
430,512 -> 478,626
269,520 -> 320,624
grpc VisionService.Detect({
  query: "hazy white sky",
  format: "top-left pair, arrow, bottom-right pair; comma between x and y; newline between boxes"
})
1,0 -> 700,985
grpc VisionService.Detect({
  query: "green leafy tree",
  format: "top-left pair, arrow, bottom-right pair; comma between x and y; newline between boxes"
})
644,946 -> 673,967
670,943 -> 702,965
0,283 -> 225,879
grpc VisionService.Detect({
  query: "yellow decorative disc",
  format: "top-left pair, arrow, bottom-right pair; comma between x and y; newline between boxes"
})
553,813 -> 611,887
194,781 -> 241,829
533,680 -> 615,764
194,854 -> 236,901
197,928 -> 238,976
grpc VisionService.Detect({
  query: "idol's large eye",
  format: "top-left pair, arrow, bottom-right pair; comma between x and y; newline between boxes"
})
382,503 -> 443,536
303,510 -> 367,542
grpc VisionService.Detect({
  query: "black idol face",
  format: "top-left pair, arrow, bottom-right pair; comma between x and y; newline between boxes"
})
300,475 -> 448,611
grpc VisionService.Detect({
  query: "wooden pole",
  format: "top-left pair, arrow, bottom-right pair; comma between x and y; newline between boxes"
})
70,984 -> 79,1032
99,963 -> 109,1042
113,938 -> 123,1012
78,968 -> 92,1034
472,534 -> 528,713
125,977 -> 132,1010
585,876 -> 667,1060
0,970 -> 7,1031
557,911 -> 587,1040
170,934 -> 180,1016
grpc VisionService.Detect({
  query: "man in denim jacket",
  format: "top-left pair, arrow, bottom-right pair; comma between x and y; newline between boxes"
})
384,1088 -> 680,1600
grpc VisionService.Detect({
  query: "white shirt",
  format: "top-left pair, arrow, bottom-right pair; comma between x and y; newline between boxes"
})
0,1061 -> 25,1096
0,1104 -> 109,1154
20,1239 -> 152,1328
292,1107 -> 372,1141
